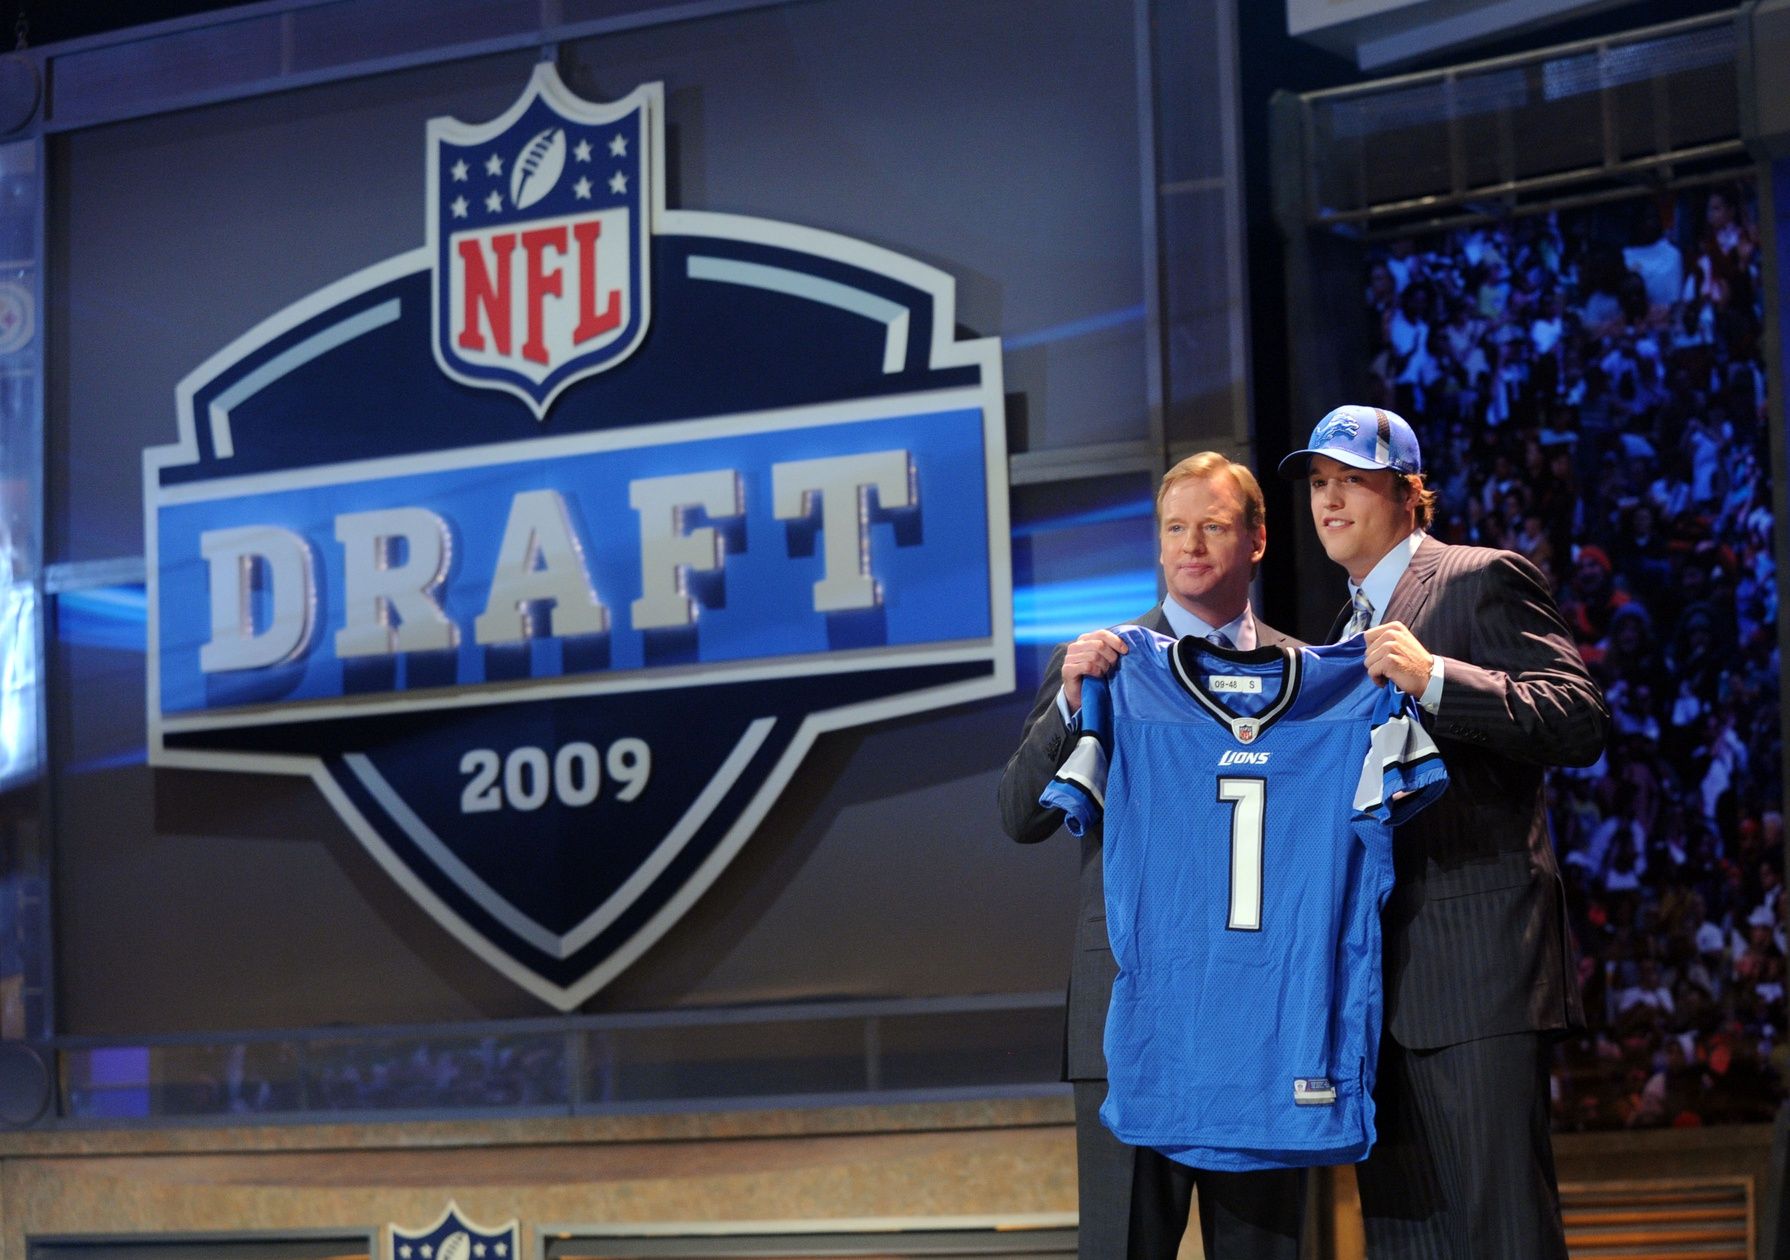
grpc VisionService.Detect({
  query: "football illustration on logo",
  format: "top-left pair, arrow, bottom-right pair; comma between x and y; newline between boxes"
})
510,126 -> 567,209
386,1203 -> 514,1260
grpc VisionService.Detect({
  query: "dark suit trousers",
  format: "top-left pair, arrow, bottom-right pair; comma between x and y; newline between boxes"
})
1355,1031 -> 1567,1259
1073,1081 -> 1304,1260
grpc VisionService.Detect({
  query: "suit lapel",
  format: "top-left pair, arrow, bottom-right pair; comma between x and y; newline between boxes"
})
1383,534 -> 1444,628
1325,534 -> 1444,642
1256,619 -> 1294,649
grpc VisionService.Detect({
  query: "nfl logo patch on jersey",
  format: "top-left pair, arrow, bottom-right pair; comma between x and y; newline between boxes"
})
1235,720 -> 1257,743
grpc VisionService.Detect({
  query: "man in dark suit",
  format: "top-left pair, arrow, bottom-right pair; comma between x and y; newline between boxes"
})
1279,405 -> 1608,1258
998,451 -> 1304,1260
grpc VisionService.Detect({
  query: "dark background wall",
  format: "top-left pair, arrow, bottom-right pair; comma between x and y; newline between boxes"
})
46,0 -> 1158,1033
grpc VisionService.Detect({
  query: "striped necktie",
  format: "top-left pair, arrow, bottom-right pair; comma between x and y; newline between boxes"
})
1344,588 -> 1374,638
1206,630 -> 1233,649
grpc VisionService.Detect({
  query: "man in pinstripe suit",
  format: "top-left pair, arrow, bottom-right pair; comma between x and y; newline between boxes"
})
999,452 -> 1304,1259
1279,406 -> 1609,1259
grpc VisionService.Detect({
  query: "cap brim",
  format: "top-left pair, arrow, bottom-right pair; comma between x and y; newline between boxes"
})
1276,446 -> 1394,479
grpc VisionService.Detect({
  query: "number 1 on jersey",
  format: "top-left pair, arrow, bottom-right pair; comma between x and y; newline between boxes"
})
1218,777 -> 1265,931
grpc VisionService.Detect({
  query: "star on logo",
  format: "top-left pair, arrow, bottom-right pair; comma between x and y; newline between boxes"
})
399,1248 -> 412,1259
450,196 -> 469,219
484,153 -> 503,177
609,171 -> 628,195
484,190 -> 503,213
573,176 -> 592,200
574,138 -> 592,162
450,159 -> 469,182
420,1247 -> 433,1259
609,133 -> 628,158
473,1247 -> 486,1258
494,1246 -> 508,1257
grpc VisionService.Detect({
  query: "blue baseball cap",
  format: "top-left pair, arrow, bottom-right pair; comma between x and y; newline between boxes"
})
1277,405 -> 1423,479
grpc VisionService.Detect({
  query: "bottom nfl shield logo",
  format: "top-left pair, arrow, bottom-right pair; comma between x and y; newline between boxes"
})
1235,721 -> 1258,744
388,1202 -> 518,1260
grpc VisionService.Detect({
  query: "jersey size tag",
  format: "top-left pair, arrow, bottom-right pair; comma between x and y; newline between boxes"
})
1208,676 -> 1263,694
1293,1077 -> 1336,1106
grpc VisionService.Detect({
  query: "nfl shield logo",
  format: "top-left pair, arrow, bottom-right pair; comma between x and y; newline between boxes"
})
428,66 -> 653,417
1236,721 -> 1257,744
387,1202 -> 517,1260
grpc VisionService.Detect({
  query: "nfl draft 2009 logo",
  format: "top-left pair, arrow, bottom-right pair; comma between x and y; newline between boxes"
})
144,65 -> 1011,1009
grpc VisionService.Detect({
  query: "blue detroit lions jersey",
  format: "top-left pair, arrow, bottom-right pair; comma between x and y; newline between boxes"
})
1040,628 -> 1447,1171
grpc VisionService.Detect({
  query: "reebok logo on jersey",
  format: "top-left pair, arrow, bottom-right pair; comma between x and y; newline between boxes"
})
1294,1077 -> 1337,1106
1218,750 -> 1270,766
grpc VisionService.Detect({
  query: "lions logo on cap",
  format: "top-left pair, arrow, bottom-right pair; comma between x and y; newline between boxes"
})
1316,414 -> 1360,446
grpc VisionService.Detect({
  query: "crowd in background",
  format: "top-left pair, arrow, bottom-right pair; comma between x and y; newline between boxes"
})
1363,183 -> 1785,1129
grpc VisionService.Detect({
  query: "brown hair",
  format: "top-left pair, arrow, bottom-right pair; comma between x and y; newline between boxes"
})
1398,472 -> 1438,530
1156,452 -> 1266,533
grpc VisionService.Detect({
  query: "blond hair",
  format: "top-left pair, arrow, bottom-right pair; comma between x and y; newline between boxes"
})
1156,452 -> 1265,533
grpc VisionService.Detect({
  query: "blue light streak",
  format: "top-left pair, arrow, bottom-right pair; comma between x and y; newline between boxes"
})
1009,499 -> 1154,537
1003,304 -> 1147,351
56,586 -> 147,652
1013,570 -> 1159,644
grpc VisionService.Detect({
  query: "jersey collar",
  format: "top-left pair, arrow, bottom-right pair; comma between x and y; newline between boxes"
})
1168,639 -> 1302,745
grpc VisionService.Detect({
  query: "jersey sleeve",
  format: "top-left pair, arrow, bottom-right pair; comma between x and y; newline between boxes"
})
1039,673 -> 1111,837
1353,682 -> 1449,825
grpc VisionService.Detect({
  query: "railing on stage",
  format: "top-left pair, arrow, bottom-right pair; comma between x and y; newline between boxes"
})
48,991 -> 1068,1126
1283,12 -> 1748,235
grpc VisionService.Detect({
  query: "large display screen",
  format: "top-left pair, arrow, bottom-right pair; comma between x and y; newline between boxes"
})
1361,181 -> 1784,1128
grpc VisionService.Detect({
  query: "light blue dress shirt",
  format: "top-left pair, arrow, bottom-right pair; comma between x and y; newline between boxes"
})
1347,529 -> 1445,712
